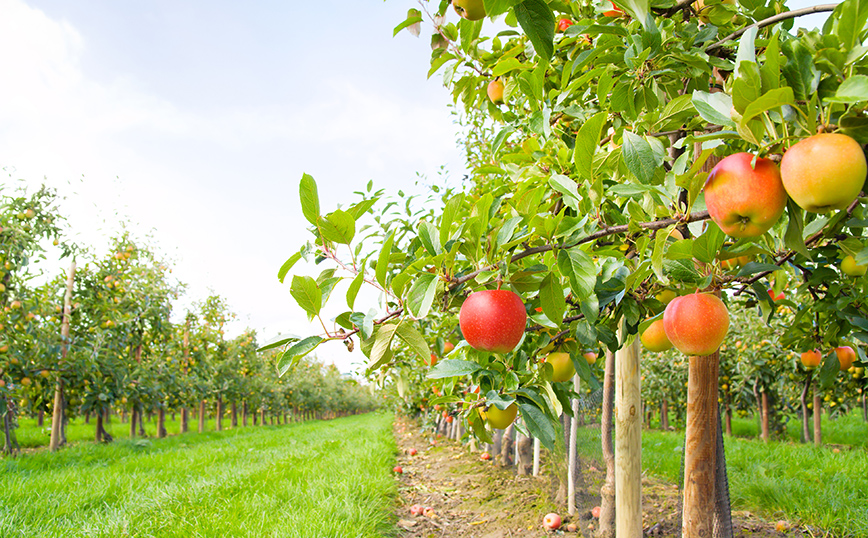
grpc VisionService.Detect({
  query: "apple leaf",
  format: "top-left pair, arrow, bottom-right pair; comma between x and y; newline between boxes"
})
395,323 -> 431,364
276,336 -> 323,377
540,272 -> 566,328
692,221 -> 725,264
622,131 -> 658,185
484,0 -> 522,17
349,311 -> 375,341
393,9 -> 422,37
427,359 -> 482,379
418,221 -> 442,256
375,231 -> 395,289
277,252 -> 301,284
784,199 -> 810,259
257,333 -> 300,353
574,111 -> 607,181
346,271 -> 364,310
817,351 -> 840,390
826,75 -> 868,103
369,322 -> 401,371
692,90 -> 735,128
319,209 -> 355,245
827,0 -> 868,53
318,276 -> 341,309
514,0 -> 555,60
518,402 -> 557,450
290,275 -> 321,317
492,58 -> 531,77
735,262 -> 784,277
782,40 -> 818,102
299,173 -> 320,226
468,406 -> 494,444
440,193 -> 463,247
406,273 -> 439,319
549,175 -> 581,212
428,52 -> 457,79
485,390 -> 516,410
557,248 -> 595,301
495,216 -> 523,252
571,352 -> 601,391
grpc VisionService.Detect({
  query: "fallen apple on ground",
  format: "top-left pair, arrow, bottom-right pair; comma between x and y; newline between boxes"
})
542,512 -> 562,530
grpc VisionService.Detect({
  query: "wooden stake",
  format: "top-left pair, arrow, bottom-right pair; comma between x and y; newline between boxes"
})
532,437 -> 540,476
615,330 -> 642,538
567,374 -> 579,515
50,260 -> 76,452
813,381 -> 822,447
599,349 -> 617,538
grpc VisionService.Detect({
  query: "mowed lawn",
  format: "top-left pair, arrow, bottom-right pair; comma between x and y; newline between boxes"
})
0,412 -> 398,538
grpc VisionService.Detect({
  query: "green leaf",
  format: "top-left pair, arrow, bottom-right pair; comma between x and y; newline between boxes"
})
393,9 -> 422,36
428,52 -> 457,78
427,359 -> 482,379
350,311 -> 374,340
817,351 -> 840,389
519,402 -> 557,450
514,0 -> 555,60
740,87 -> 794,126
827,75 -> 868,103
257,333 -> 298,353
419,221 -> 442,256
784,199 -> 810,258
540,272 -> 566,327
406,273 -> 439,319
440,194 -> 463,247
376,232 -> 395,289
485,391 -> 517,410
782,40 -> 816,101
495,216 -> 523,252
290,275 -> 322,317
347,197 -> 378,220
759,31 -> 781,93
277,252 -> 302,284
571,352 -> 601,391
319,209 -> 355,244
829,0 -> 868,53
369,322 -> 400,371
492,58 -> 531,77
277,336 -> 323,377
574,111 -> 607,181
692,221 -> 725,264
299,173 -> 320,226
557,248 -> 595,300
692,91 -> 735,128
549,175 -> 581,211
396,323 -> 432,363
622,131 -> 657,185
484,0 -> 522,17
618,0 -> 651,30
346,271 -> 364,310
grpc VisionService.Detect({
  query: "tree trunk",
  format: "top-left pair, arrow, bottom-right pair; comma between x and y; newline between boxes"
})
243,401 -> 248,427
95,410 -> 113,443
198,400 -> 206,433
157,408 -> 167,438
724,392 -> 732,437
800,373 -> 812,443
231,401 -> 238,428
260,408 -> 266,425
682,349 -> 720,538
2,396 -> 17,455
85,412 -> 90,424
138,406 -> 146,437
130,407 -> 137,438
813,382 -> 822,447
499,424 -> 514,467
661,399 -> 670,430
216,397 -> 223,432
760,391 -> 770,443
121,409 -> 127,423
863,392 -> 867,422
49,260 -> 76,451
598,349 -> 617,538
516,431 -> 533,475
37,410 -> 44,427
615,332 -> 641,538
181,407 -> 188,433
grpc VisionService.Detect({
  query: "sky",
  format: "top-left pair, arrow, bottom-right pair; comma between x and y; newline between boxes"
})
0,0 -> 471,373
0,0 -> 837,373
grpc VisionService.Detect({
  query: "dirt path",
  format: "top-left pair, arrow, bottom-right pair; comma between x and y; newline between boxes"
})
392,417 -> 811,537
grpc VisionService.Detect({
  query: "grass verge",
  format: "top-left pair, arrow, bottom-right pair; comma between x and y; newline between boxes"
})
0,412 -> 398,538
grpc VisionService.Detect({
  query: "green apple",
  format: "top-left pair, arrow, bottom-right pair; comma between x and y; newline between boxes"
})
841,255 -> 867,277
453,0 -> 486,21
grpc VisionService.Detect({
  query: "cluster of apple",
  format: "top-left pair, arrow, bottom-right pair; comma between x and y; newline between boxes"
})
800,346 -> 857,372
641,291 -> 730,357
408,504 -> 436,518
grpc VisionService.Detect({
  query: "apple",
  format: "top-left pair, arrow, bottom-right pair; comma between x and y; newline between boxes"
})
410,504 -> 424,516
781,133 -> 867,213
591,506 -> 602,518
775,521 -> 790,532
20,377 -> 31,387
546,352 -> 576,382
602,2 -> 624,16
443,341 -> 455,354
663,293 -> 729,356
40,370 -> 50,378
487,79 -> 505,105
429,353 -> 438,367
482,402 -> 518,429
641,319 -> 673,352
409,447 -> 417,456
423,507 -> 435,518
583,351 -> 597,365
694,0 -> 736,24
446,415 -> 454,423
566,522 -> 578,532
557,18 -> 573,32
459,289 -> 527,353
393,466 -> 403,474
801,349 -> 822,369
543,513 -> 562,530
480,451 -> 491,460
656,289 -> 677,305
767,289 -> 784,302
453,0 -> 486,20
841,255 -> 867,277
720,255 -> 751,270
703,153 -> 787,238
835,346 -> 856,371
0,380 -> 5,388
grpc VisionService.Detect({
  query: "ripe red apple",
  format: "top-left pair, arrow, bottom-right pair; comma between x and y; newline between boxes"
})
487,79 -> 504,105
446,415 -> 454,423
482,403 -> 518,429
801,350 -> 822,369
767,289 -> 784,302
409,447 -> 417,456
393,466 -> 403,474
663,293 -> 730,356
453,0 -> 486,20
703,153 -> 787,238
459,289 -> 527,353
583,351 -> 597,365
835,346 -> 856,371
781,133 -> 867,213
410,504 -> 424,516
603,2 -> 624,16
591,506 -> 602,518
429,353 -> 438,367
546,352 -> 576,382
841,255 -> 867,277
557,18 -> 573,32
480,451 -> 491,460
543,513 -> 562,530
641,319 -> 673,352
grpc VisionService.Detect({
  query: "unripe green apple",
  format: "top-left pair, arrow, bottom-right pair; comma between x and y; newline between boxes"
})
482,403 -> 517,429
453,0 -> 486,20
656,289 -> 677,305
704,153 -> 787,238
487,79 -> 504,105
641,319 -> 673,352
663,293 -> 729,356
841,255 -> 867,277
781,133 -> 867,213
546,352 -> 575,382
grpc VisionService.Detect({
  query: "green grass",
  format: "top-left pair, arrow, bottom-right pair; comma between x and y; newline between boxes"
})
577,423 -> 868,537
726,413 -> 868,448
0,412 -> 398,538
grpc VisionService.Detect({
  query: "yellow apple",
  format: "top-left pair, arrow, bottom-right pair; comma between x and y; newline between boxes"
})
546,352 -> 576,382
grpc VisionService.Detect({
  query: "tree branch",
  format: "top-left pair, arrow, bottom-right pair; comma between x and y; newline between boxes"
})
707,4 -> 838,53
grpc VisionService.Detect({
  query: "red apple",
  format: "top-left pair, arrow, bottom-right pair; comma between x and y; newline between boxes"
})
800,350 -> 821,369
703,153 -> 787,238
591,506 -> 602,518
480,451 -> 491,460
566,522 -> 578,532
663,292 -> 730,356
459,289 -> 527,353
443,341 -> 455,354
409,448 -> 417,456
393,466 -> 403,474
546,351 -> 576,382
583,351 -> 597,365
640,318 -> 673,352
835,346 -> 856,371
410,504 -> 424,516
781,133 -> 867,213
557,18 -> 573,32
542,513 -> 562,530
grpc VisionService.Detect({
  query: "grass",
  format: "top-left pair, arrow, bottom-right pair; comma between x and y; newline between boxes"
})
577,418 -> 868,537
0,412 -> 399,538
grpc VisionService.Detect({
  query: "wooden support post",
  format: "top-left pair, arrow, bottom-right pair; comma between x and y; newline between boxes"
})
682,350 -> 720,538
532,437 -> 540,476
615,330 -> 642,538
599,349 -> 617,538
50,261 -> 76,452
813,381 -> 822,447
567,374 -> 579,516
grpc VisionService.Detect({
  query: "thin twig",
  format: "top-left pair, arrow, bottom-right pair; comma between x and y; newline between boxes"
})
707,4 -> 838,52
